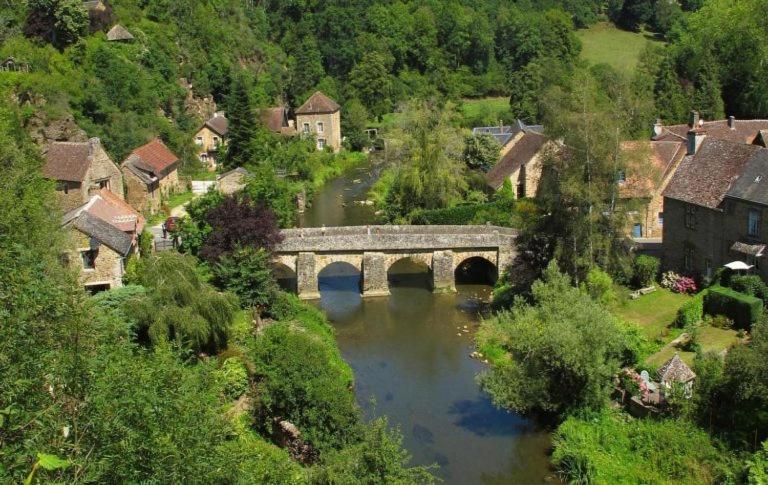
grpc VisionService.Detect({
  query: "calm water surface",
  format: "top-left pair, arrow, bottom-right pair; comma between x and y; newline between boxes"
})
303,161 -> 554,484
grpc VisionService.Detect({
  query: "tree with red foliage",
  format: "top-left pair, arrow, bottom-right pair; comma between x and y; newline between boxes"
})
199,195 -> 282,263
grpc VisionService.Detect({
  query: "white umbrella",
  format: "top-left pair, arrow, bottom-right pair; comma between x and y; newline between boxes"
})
724,261 -> 754,271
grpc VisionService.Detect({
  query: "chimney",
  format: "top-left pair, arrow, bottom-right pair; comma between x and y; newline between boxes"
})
687,129 -> 706,155
652,119 -> 663,139
689,110 -> 700,128
728,115 -> 736,130
88,137 -> 101,155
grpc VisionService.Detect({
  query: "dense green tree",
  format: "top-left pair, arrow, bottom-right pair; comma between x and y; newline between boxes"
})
288,35 -> 325,104
462,133 -> 500,172
478,262 -> 635,418
654,55 -> 689,124
224,73 -> 258,169
25,0 -> 88,49
692,55 -> 725,122
349,50 -> 395,120
341,98 -> 371,151
212,247 -> 280,310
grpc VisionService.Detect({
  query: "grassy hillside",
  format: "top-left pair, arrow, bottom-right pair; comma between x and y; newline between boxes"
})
577,22 -> 663,74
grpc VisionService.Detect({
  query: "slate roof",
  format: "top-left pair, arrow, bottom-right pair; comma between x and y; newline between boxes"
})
257,107 -> 289,133
485,132 -> 547,190
43,141 -> 92,182
725,148 -> 768,206
731,242 -> 766,257
123,138 -> 179,177
654,118 -> 768,144
472,120 -> 544,148
657,353 -> 696,383
663,139 -> 764,209
295,91 -> 340,115
217,167 -> 251,181
106,25 -> 134,41
68,211 -> 133,256
203,113 -> 228,136
619,140 -> 686,199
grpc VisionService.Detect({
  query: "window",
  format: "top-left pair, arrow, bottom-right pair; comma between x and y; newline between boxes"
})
80,249 -> 96,270
684,246 -> 695,271
57,181 -> 69,195
616,170 -> 626,184
317,121 -> 324,133
705,259 -> 713,279
632,223 -> 643,238
195,136 -> 203,146
302,122 -> 310,133
658,212 -> 664,227
98,179 -> 109,190
684,204 -> 696,230
213,136 -> 220,148
748,209 -> 761,237
317,138 -> 326,150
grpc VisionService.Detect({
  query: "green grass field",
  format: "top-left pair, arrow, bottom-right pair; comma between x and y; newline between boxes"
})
577,22 -> 663,75
613,288 -> 690,341
647,326 -> 742,367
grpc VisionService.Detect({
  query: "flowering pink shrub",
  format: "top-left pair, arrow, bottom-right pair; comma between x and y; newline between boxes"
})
673,276 -> 698,294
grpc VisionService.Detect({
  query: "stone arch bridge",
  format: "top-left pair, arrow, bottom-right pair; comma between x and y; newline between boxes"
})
274,225 -> 518,299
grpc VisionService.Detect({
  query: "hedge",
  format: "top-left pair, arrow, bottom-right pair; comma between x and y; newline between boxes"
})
409,199 -> 515,226
676,292 -> 705,328
704,286 -> 763,330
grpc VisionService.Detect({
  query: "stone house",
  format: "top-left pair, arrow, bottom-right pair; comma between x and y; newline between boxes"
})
217,167 -> 251,195
194,112 -> 228,169
43,137 -> 124,212
619,140 -> 686,238
657,353 -> 696,397
663,133 -> 768,281
485,131 -> 549,198
257,106 -> 297,136
295,91 -> 341,152
61,189 -> 144,293
472,119 -> 544,159
121,138 -> 181,214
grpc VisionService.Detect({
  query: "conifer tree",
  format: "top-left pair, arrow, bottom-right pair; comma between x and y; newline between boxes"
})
693,55 -> 725,121
654,56 -> 689,124
223,73 -> 257,169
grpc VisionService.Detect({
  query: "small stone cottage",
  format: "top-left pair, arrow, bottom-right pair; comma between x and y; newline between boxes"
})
485,131 -> 549,198
43,137 -> 124,212
657,353 -> 696,397
61,189 -> 144,293
217,167 -> 251,195
195,112 -> 228,169
121,139 -> 181,214
295,91 -> 342,152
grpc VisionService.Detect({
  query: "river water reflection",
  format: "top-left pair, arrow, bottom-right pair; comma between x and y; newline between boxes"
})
302,163 -> 554,483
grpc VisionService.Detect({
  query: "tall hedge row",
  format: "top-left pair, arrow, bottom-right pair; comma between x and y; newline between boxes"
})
704,286 -> 763,329
676,292 -> 705,328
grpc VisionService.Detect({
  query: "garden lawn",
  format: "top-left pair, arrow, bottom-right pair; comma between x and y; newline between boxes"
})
576,22 -> 663,75
613,288 -> 690,341
646,326 -> 742,367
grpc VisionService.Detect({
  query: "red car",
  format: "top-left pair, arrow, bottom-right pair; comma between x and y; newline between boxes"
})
164,216 -> 180,232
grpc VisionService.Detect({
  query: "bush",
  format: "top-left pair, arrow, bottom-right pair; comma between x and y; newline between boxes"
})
409,199 -> 516,226
730,274 -> 768,302
676,293 -> 705,328
582,267 -> 616,306
632,255 -> 660,288
704,286 -> 764,330
215,357 -> 249,400
138,229 -> 154,256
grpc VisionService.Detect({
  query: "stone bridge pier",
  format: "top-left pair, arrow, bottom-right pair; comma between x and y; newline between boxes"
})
274,225 -> 518,300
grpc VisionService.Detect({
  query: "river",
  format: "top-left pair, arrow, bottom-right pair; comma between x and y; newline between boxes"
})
299,161 -> 554,484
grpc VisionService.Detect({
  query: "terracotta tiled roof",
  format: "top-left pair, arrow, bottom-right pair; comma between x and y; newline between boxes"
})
63,190 -> 145,234
657,353 -> 696,383
257,107 -> 288,133
654,119 -> 768,144
619,140 -> 686,199
663,139 -> 763,209
204,113 -> 228,136
295,91 -> 340,115
485,132 -> 547,189
124,138 -> 179,174
43,141 -> 93,182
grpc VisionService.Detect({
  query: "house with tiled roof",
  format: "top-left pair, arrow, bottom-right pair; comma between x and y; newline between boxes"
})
295,91 -> 341,152
619,139 -> 687,238
485,130 -> 551,198
194,112 -> 228,169
662,121 -> 768,281
61,189 -> 145,293
121,138 -> 181,214
43,137 -> 124,212
473,119 -> 544,160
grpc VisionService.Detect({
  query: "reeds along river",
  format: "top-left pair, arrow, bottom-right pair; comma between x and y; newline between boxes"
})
298,162 -> 554,484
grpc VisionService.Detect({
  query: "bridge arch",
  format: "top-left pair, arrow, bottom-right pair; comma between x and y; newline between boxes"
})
318,260 -> 362,294
387,255 -> 433,290
272,261 -> 297,293
454,255 -> 498,285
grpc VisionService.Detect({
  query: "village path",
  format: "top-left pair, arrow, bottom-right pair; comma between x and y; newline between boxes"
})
149,200 -> 193,249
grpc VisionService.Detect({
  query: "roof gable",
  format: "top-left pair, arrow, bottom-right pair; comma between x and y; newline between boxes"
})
295,91 -> 340,115
257,107 -> 288,133
124,138 -> 179,175
68,211 -> 133,256
203,113 -> 228,136
485,132 -> 547,189
657,353 -> 696,383
43,141 -> 92,182
619,140 -> 686,199
107,25 -> 134,41
663,139 -> 762,209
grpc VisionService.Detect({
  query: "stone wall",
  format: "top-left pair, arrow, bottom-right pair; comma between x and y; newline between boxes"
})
218,171 -> 247,195
663,197 -> 722,279
159,168 -> 180,196
86,140 -> 124,199
123,168 -> 159,214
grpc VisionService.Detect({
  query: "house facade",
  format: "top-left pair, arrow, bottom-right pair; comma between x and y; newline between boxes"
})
194,112 -> 228,169
485,131 -> 549,198
663,135 -> 768,281
295,91 -> 342,152
122,138 -> 181,214
43,137 -> 124,212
